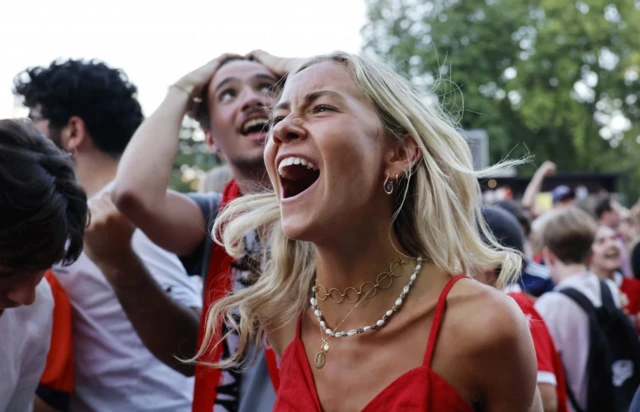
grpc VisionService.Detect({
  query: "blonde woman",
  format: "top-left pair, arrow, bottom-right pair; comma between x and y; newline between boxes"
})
199,52 -> 540,411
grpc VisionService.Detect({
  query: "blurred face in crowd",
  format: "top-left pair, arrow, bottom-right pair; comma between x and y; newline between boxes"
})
591,225 -> 621,278
619,211 -> 636,244
600,207 -> 621,231
205,59 -> 280,172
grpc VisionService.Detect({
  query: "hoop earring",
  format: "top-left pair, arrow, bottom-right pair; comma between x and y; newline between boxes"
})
384,175 -> 394,195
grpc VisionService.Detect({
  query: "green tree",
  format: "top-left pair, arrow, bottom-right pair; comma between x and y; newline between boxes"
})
362,0 -> 640,181
170,117 -> 221,193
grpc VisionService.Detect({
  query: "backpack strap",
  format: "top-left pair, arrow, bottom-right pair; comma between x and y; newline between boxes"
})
558,288 -> 595,412
559,287 -> 597,316
599,280 -> 617,311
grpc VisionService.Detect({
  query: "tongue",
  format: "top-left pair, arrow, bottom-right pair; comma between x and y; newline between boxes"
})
281,165 -> 320,198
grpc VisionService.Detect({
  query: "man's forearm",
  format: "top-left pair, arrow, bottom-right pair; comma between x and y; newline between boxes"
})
114,88 -> 189,210
97,251 -> 200,376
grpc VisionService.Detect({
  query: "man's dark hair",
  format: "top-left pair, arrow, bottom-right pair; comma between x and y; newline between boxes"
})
595,197 -> 614,220
0,119 -> 88,270
193,56 -> 247,130
13,59 -> 143,157
495,200 -> 532,238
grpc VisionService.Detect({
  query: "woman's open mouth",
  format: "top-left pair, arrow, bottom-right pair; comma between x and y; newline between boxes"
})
277,156 -> 320,199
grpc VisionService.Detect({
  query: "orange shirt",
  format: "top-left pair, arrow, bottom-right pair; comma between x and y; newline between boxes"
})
37,271 -> 74,411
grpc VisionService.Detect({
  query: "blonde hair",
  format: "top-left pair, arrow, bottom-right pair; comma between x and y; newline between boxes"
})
195,52 -> 523,368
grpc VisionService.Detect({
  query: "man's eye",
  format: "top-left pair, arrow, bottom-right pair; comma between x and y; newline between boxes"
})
220,89 -> 236,102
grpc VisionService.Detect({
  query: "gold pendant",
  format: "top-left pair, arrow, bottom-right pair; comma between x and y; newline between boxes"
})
315,339 -> 329,369
314,350 -> 326,369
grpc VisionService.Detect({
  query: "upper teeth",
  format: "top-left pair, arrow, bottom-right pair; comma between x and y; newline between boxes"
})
278,157 -> 318,176
242,118 -> 268,133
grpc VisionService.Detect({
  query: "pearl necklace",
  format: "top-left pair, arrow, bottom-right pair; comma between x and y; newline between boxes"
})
310,257 -> 422,368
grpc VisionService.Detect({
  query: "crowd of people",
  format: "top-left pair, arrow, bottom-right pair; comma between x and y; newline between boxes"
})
2,49 -> 640,412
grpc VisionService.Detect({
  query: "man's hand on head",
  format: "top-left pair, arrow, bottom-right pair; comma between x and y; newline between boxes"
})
174,53 -> 244,116
246,49 -> 305,78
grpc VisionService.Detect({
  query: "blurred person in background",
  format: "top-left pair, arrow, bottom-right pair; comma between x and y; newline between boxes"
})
0,119 -> 87,412
535,207 -> 640,412
595,197 -> 621,232
590,225 -> 640,329
480,207 -> 568,412
522,161 -> 575,219
496,201 -> 555,298
111,52 -> 293,411
14,59 -> 200,411
521,161 -> 576,267
594,197 -> 633,278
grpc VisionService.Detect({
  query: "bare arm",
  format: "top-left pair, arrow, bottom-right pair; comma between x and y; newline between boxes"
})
112,88 -> 206,256
96,250 -> 200,376
113,56 -> 239,256
538,383 -> 558,412
522,161 -> 556,214
84,195 -> 200,376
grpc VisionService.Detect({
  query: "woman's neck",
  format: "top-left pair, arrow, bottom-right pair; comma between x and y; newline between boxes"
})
312,228 -> 420,329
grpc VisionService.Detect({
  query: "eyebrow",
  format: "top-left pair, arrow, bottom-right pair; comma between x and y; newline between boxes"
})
214,73 -> 279,93
274,90 -> 345,111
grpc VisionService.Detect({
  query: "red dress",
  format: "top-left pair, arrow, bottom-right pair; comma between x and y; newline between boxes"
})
274,275 -> 475,411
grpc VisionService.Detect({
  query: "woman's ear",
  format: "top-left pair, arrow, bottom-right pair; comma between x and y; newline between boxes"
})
384,133 -> 423,177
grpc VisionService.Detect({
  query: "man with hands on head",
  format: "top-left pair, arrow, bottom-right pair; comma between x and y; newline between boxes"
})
109,51 -> 300,411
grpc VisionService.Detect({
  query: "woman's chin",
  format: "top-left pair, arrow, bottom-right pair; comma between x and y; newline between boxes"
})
281,221 -> 311,242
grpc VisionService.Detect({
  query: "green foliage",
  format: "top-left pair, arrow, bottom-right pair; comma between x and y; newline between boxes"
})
170,117 -> 221,193
363,0 -> 640,186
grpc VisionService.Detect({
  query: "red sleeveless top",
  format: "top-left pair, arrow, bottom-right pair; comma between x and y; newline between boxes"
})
274,275 -> 475,411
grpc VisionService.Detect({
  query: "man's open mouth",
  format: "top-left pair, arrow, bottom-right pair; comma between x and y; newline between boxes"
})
277,156 -> 320,199
241,117 -> 269,136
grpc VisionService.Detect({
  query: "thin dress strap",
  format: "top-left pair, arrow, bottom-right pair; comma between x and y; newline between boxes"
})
423,275 -> 467,366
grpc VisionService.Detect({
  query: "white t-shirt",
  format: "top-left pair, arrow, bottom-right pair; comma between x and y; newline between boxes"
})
0,279 -> 53,412
53,183 -> 202,412
535,272 -> 621,412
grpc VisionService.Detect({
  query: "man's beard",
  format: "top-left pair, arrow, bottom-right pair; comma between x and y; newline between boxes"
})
229,154 -> 271,190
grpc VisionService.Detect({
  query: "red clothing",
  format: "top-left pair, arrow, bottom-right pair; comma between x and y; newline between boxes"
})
509,292 -> 568,412
619,276 -> 640,315
274,275 -> 474,411
192,180 -> 279,412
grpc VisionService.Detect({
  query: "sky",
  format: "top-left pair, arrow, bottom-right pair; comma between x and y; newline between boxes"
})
0,0 -> 366,117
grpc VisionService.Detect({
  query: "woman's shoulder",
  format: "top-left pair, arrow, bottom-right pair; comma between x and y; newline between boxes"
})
435,277 -> 538,409
445,277 -> 531,356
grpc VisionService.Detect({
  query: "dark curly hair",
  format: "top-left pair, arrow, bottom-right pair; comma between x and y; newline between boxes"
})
13,59 -> 143,157
0,119 -> 88,270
